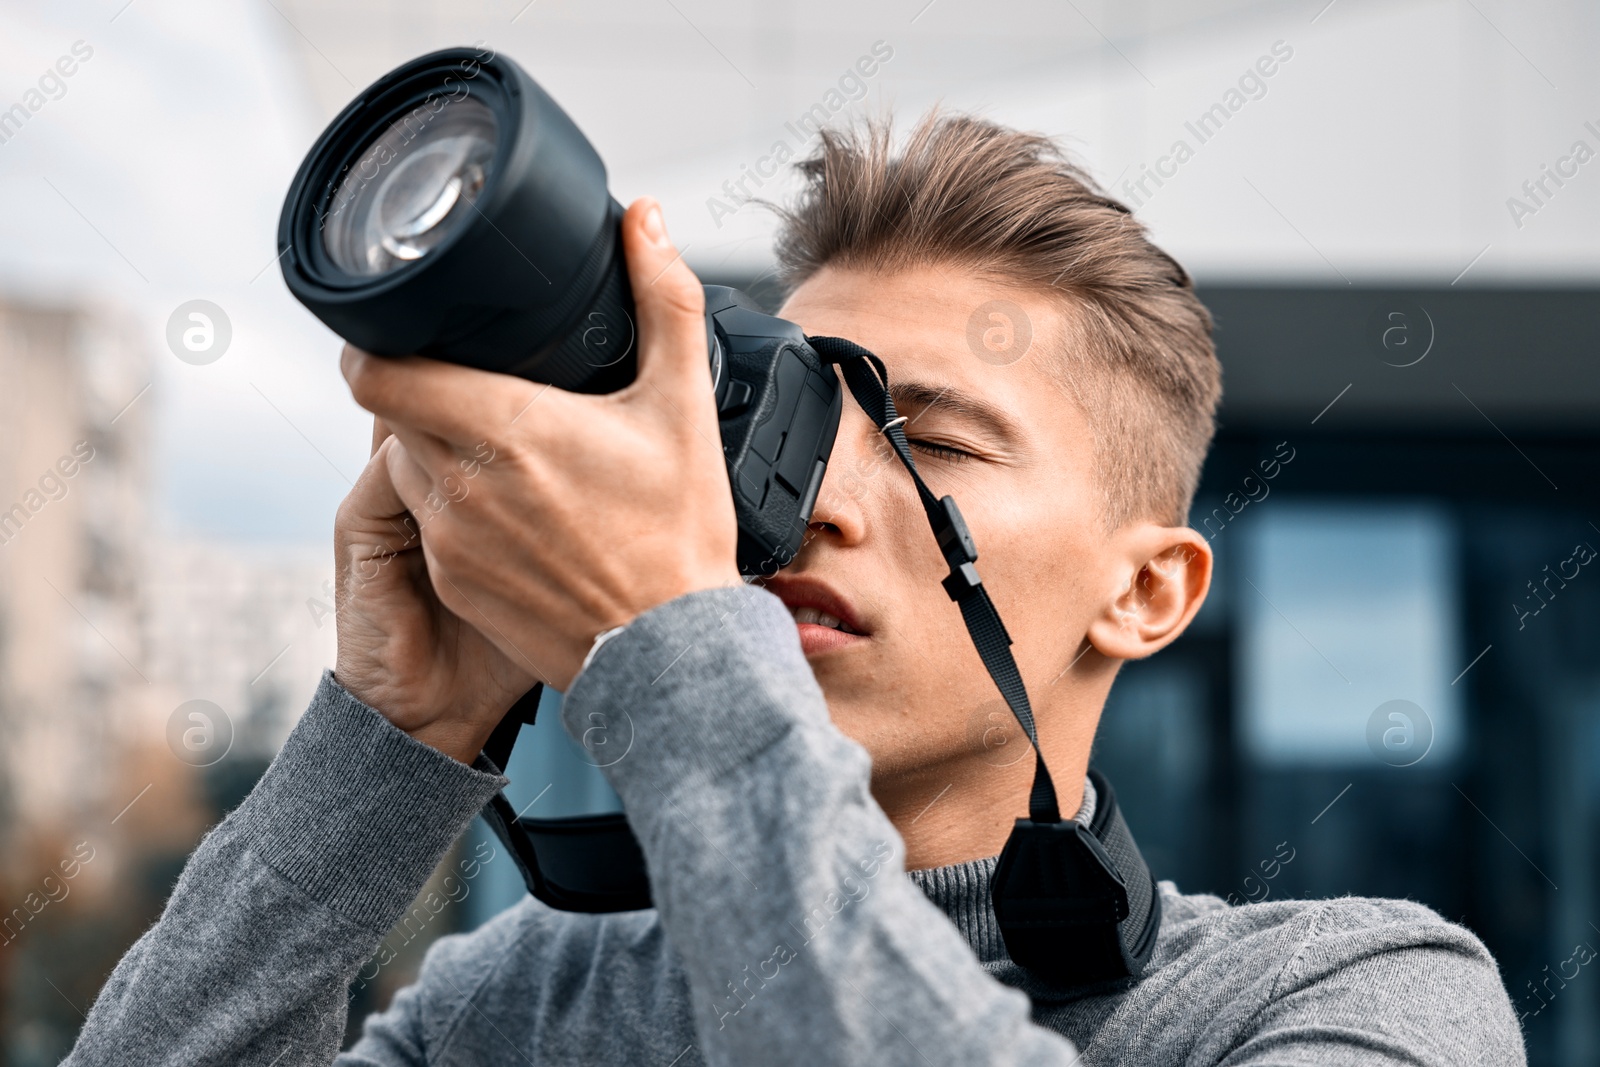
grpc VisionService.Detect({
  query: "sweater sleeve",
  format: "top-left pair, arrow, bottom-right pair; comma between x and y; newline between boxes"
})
63,671 -> 506,1067
561,584 -> 1082,1066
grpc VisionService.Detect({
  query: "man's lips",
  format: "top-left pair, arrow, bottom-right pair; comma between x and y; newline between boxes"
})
760,575 -> 872,654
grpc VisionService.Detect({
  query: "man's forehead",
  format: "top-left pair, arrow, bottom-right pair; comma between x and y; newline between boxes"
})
780,264 -> 1065,354
779,264 -> 1069,433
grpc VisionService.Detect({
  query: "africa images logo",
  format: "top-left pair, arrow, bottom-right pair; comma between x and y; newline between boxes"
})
166,300 -> 232,365
1367,301 -> 1434,367
1117,40 -> 1293,209
1365,699 -> 1433,768
966,300 -> 1033,367
166,700 -> 233,767
0,40 -> 94,148
705,41 -> 894,229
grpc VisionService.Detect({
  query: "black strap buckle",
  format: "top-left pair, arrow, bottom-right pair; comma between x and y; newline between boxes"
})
993,770 -> 1161,986
941,561 -> 983,601
932,496 -> 978,570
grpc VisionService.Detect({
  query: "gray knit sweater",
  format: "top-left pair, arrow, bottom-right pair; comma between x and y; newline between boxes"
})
65,586 -> 1524,1065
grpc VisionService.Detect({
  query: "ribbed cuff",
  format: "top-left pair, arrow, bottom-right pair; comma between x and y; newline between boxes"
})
234,671 -> 507,932
561,584 -> 824,800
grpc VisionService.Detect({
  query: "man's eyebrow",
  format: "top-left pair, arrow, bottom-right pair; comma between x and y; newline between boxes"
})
887,379 -> 1026,449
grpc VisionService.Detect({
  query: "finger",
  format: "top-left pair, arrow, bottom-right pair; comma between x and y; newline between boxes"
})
384,421 -> 480,506
621,198 -> 711,406
382,435 -> 439,523
370,416 -> 392,457
339,437 -> 419,552
383,418 -> 458,471
342,344 -> 567,448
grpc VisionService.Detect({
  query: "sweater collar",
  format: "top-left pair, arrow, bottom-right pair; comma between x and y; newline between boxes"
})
905,776 -> 1096,964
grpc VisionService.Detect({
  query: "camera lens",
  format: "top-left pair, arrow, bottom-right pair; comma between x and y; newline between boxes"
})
324,97 -> 497,277
279,48 -> 671,395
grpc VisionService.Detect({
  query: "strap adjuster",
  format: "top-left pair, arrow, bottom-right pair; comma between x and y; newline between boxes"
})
933,496 -> 978,568
942,561 -> 983,601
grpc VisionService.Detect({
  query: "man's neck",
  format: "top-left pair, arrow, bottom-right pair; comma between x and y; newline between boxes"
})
873,750 -> 1091,871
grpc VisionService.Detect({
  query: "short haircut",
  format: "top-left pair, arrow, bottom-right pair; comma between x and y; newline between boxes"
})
771,112 -> 1221,529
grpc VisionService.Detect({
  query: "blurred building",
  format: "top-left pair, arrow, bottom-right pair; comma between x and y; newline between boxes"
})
0,297 -> 164,1064
0,296 -> 337,1062
143,536 -> 336,767
0,298 -> 151,841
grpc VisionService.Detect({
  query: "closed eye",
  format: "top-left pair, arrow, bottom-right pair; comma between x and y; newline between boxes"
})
907,438 -> 976,463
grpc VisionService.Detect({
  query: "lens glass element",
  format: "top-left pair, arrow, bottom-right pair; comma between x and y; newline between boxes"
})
324,95 -> 497,277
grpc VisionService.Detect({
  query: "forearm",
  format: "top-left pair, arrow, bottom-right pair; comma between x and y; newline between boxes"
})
65,673 -> 505,1067
565,586 -> 1080,1066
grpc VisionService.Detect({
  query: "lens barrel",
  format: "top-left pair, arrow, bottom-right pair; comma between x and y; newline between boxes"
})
279,47 -> 640,392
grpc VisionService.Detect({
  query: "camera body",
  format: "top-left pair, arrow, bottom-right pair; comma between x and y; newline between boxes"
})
704,286 -> 841,574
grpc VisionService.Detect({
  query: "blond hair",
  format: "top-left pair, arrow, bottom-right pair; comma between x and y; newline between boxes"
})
772,112 -> 1221,528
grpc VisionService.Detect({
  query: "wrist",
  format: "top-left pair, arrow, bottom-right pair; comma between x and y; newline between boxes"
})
403,719 -> 495,766
331,667 -> 499,766
563,585 -> 816,796
576,622 -> 630,680
563,568 -> 743,687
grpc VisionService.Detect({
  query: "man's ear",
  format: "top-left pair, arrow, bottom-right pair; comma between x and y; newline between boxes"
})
1085,525 -> 1212,661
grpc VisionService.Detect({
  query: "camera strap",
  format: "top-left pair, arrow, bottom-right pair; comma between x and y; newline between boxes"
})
805,338 -> 1060,821
475,335 -> 1160,988
806,335 -> 1160,986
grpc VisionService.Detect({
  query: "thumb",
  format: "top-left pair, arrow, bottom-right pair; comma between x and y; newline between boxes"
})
621,198 -> 710,405
337,435 -> 419,554
370,415 -> 392,457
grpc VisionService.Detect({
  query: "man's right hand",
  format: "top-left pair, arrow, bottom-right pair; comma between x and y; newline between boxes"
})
332,417 -> 540,764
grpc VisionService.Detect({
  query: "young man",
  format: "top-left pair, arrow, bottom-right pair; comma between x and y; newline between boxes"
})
67,115 -> 1523,1064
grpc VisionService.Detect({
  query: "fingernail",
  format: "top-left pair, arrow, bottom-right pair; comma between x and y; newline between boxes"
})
642,202 -> 668,246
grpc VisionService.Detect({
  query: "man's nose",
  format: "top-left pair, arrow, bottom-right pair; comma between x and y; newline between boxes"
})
803,402 -> 891,546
